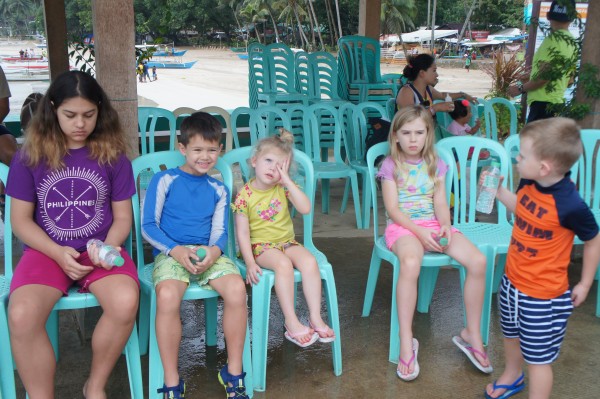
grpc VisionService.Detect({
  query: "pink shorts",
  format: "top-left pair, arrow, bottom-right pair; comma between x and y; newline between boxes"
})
384,219 -> 460,249
9,247 -> 140,296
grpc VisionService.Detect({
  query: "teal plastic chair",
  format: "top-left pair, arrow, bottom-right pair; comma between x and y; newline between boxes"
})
381,73 -> 407,99
304,102 -> 363,229
339,102 -> 388,229
222,147 -> 342,392
0,161 -> 144,399
137,107 -> 178,154
437,136 -> 513,344
131,151 -> 254,398
482,97 -> 518,141
362,142 -> 491,363
173,106 -> 234,152
248,43 -> 308,109
337,35 -> 395,105
295,51 -> 347,107
566,129 -> 600,316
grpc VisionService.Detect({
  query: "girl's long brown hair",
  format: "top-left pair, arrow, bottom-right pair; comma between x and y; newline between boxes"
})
23,71 -> 128,169
387,105 -> 440,187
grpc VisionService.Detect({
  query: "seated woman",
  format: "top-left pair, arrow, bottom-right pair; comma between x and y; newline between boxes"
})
396,54 -> 478,118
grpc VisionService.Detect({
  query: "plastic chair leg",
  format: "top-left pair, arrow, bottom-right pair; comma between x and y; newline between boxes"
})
416,268 -> 440,313
124,323 -> 144,399
321,266 -> 342,376
492,253 -> 506,294
348,173 -> 363,229
362,251 -> 382,317
46,311 -> 59,362
250,273 -> 275,392
480,246 -> 495,346
388,262 -> 400,364
0,300 -> 17,399
340,179 -> 350,215
148,293 -> 163,399
138,288 -> 151,355
321,179 -> 330,214
361,173 -> 371,230
204,297 -> 218,347
242,325 -> 254,398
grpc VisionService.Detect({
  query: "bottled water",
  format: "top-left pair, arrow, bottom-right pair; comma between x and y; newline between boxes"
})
190,247 -> 207,265
476,161 -> 501,214
86,239 -> 125,267
432,233 -> 448,246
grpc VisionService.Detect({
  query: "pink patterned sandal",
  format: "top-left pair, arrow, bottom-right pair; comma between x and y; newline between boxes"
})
452,335 -> 493,373
309,321 -> 335,343
284,325 -> 319,348
397,338 -> 420,381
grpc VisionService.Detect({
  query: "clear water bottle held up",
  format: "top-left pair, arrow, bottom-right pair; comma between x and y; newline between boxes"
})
86,239 -> 125,267
476,161 -> 501,214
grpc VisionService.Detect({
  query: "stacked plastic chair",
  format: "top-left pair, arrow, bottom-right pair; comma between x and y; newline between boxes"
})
337,35 -> 395,106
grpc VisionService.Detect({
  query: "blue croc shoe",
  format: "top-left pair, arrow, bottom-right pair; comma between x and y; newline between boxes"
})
218,364 -> 249,399
157,379 -> 186,399
484,372 -> 525,399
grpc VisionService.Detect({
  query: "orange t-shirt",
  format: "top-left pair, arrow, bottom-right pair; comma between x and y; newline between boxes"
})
506,177 -> 598,299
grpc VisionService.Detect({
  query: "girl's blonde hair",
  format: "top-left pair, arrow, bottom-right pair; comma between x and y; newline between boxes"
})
23,71 -> 128,170
388,105 -> 440,186
252,128 -> 295,160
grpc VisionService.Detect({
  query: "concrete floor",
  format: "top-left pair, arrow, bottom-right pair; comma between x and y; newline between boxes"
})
5,180 -> 600,398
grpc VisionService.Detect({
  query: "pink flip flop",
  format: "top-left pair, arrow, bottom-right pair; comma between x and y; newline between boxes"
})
309,321 -> 335,343
284,325 -> 319,348
452,335 -> 493,374
397,338 -> 420,381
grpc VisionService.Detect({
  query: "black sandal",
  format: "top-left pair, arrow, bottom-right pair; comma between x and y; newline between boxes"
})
157,379 -> 186,399
218,364 -> 249,399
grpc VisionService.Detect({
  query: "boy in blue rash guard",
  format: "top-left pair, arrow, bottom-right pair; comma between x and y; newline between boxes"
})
142,112 -> 249,399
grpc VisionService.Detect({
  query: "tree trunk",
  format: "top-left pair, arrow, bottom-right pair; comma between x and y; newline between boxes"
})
324,0 -> 337,45
293,5 -> 309,49
577,0 -> 600,128
306,0 -> 324,50
456,0 -> 478,54
334,0 -> 343,38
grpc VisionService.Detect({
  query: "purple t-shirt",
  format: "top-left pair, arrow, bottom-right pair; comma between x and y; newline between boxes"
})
6,147 -> 135,252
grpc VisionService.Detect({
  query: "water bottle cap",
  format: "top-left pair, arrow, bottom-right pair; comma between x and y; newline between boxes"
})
114,256 -> 125,267
491,160 -> 501,167
196,247 -> 207,260
439,237 -> 448,246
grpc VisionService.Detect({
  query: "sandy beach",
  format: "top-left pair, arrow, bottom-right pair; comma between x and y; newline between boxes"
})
1,41 -> 493,118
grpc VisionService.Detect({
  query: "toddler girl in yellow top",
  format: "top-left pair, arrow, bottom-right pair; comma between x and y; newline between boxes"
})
232,130 -> 335,347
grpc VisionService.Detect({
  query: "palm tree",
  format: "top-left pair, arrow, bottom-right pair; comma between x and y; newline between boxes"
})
243,0 -> 282,43
274,0 -> 310,48
220,0 -> 250,48
381,0 -> 417,58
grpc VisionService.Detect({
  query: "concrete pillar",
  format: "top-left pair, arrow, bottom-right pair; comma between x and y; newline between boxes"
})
358,0 -> 381,40
577,0 -> 600,128
43,0 -> 70,80
92,0 -> 139,158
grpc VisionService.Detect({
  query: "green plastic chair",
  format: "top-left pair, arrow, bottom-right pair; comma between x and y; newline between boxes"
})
137,107 -> 177,154
248,43 -> 308,109
482,97 -> 518,141
131,151 -> 254,398
437,136 -> 513,344
337,35 -> 395,105
222,147 -> 342,392
295,51 -> 347,107
381,73 -> 407,99
173,106 -> 234,152
339,101 -> 388,229
304,102 -> 363,229
230,106 -> 295,150
361,142 -> 494,363
0,161 -> 144,399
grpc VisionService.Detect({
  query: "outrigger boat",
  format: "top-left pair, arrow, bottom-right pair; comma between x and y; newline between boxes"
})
136,43 -> 196,69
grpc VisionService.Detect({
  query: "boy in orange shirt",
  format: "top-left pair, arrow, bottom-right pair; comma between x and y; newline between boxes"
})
485,117 -> 600,399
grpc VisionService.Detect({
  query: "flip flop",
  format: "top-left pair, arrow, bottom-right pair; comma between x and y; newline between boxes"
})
309,321 -> 335,343
484,372 -> 525,399
397,338 -> 420,381
284,325 -> 319,348
452,335 -> 493,374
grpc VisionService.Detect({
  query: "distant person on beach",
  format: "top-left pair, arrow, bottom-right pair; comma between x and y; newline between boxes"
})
152,65 -> 157,81
143,61 -> 150,83
19,49 -> 24,59
464,54 -> 471,73
137,63 -> 144,83
508,0 -> 578,123
0,65 -> 17,167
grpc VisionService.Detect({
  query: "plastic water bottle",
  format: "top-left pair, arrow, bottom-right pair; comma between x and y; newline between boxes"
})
445,93 -> 453,109
86,239 -> 125,267
190,247 -> 207,265
476,161 -> 501,214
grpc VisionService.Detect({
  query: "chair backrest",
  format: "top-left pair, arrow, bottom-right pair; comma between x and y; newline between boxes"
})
172,107 -> 197,118
366,142 -> 455,240
381,73 -> 407,99
137,107 -> 177,154
247,106 -> 293,147
437,136 -> 510,225
337,35 -> 383,85
339,102 -> 388,163
307,51 -> 342,101
386,97 -> 396,120
222,147 -> 317,249
198,106 -> 234,152
0,163 -> 13,280
482,97 -> 518,141
570,129 -> 596,206
131,151 -> 234,265
303,103 -> 344,162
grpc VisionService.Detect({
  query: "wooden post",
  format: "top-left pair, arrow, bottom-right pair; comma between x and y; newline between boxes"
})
91,0 -> 139,158
358,0 -> 381,40
576,0 -> 600,128
43,0 -> 70,80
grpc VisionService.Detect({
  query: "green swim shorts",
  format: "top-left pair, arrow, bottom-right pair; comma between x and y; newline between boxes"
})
153,246 -> 241,290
